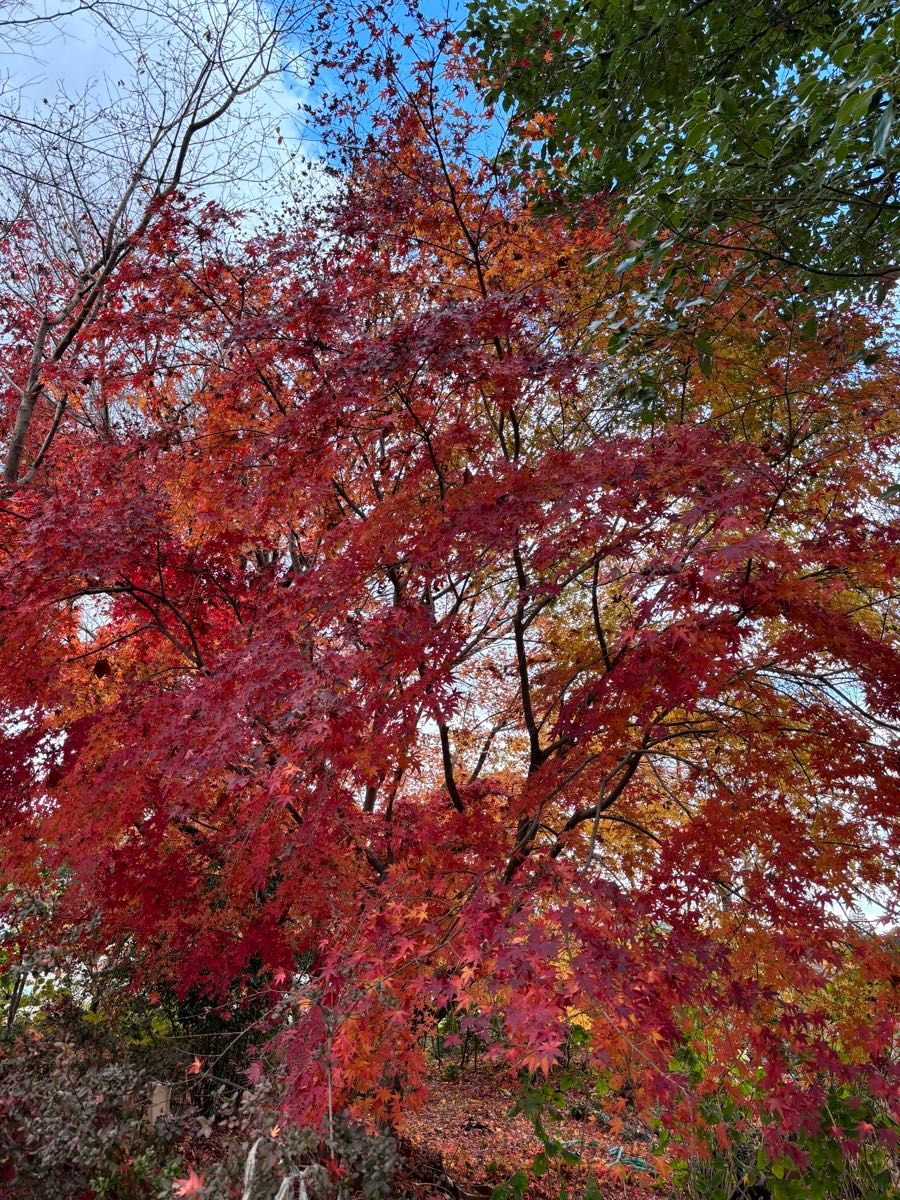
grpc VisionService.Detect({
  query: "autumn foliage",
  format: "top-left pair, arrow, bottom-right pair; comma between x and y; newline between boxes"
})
1,27 -> 898,1184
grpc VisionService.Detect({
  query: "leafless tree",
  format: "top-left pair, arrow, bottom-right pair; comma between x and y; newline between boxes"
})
0,0 -> 312,484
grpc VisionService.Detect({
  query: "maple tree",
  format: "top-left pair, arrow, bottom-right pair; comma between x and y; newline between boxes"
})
0,0 -> 310,487
0,15 -> 898,1189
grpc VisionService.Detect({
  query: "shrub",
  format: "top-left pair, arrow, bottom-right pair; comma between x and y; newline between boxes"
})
0,1017 -> 184,1199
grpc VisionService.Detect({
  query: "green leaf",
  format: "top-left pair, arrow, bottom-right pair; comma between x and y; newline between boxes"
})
833,87 -> 876,132
770,1156 -> 792,1180
873,104 -> 894,156
508,1169 -> 529,1197
695,331 -> 714,377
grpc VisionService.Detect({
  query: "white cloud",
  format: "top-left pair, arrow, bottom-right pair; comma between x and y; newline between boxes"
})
0,0 -> 323,224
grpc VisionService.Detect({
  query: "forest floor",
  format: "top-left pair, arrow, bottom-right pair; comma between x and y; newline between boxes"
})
400,1064 -> 664,1199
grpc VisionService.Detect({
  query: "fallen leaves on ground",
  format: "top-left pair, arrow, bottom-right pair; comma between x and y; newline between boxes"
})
401,1065 -> 663,1199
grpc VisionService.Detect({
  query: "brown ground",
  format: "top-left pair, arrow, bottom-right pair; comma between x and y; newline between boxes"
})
400,1065 -> 663,1199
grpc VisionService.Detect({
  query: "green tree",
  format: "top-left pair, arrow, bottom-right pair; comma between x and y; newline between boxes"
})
467,0 -> 899,300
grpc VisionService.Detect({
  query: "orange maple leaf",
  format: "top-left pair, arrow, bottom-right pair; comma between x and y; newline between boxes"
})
187,1055 -> 202,1075
173,1166 -> 204,1197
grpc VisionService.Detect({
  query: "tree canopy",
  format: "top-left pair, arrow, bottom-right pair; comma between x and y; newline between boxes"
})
467,0 -> 900,299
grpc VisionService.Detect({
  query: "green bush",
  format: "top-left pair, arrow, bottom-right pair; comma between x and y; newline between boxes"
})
0,1017 -> 184,1199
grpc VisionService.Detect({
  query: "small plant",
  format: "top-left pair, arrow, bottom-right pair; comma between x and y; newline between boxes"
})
670,1085 -> 900,1200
